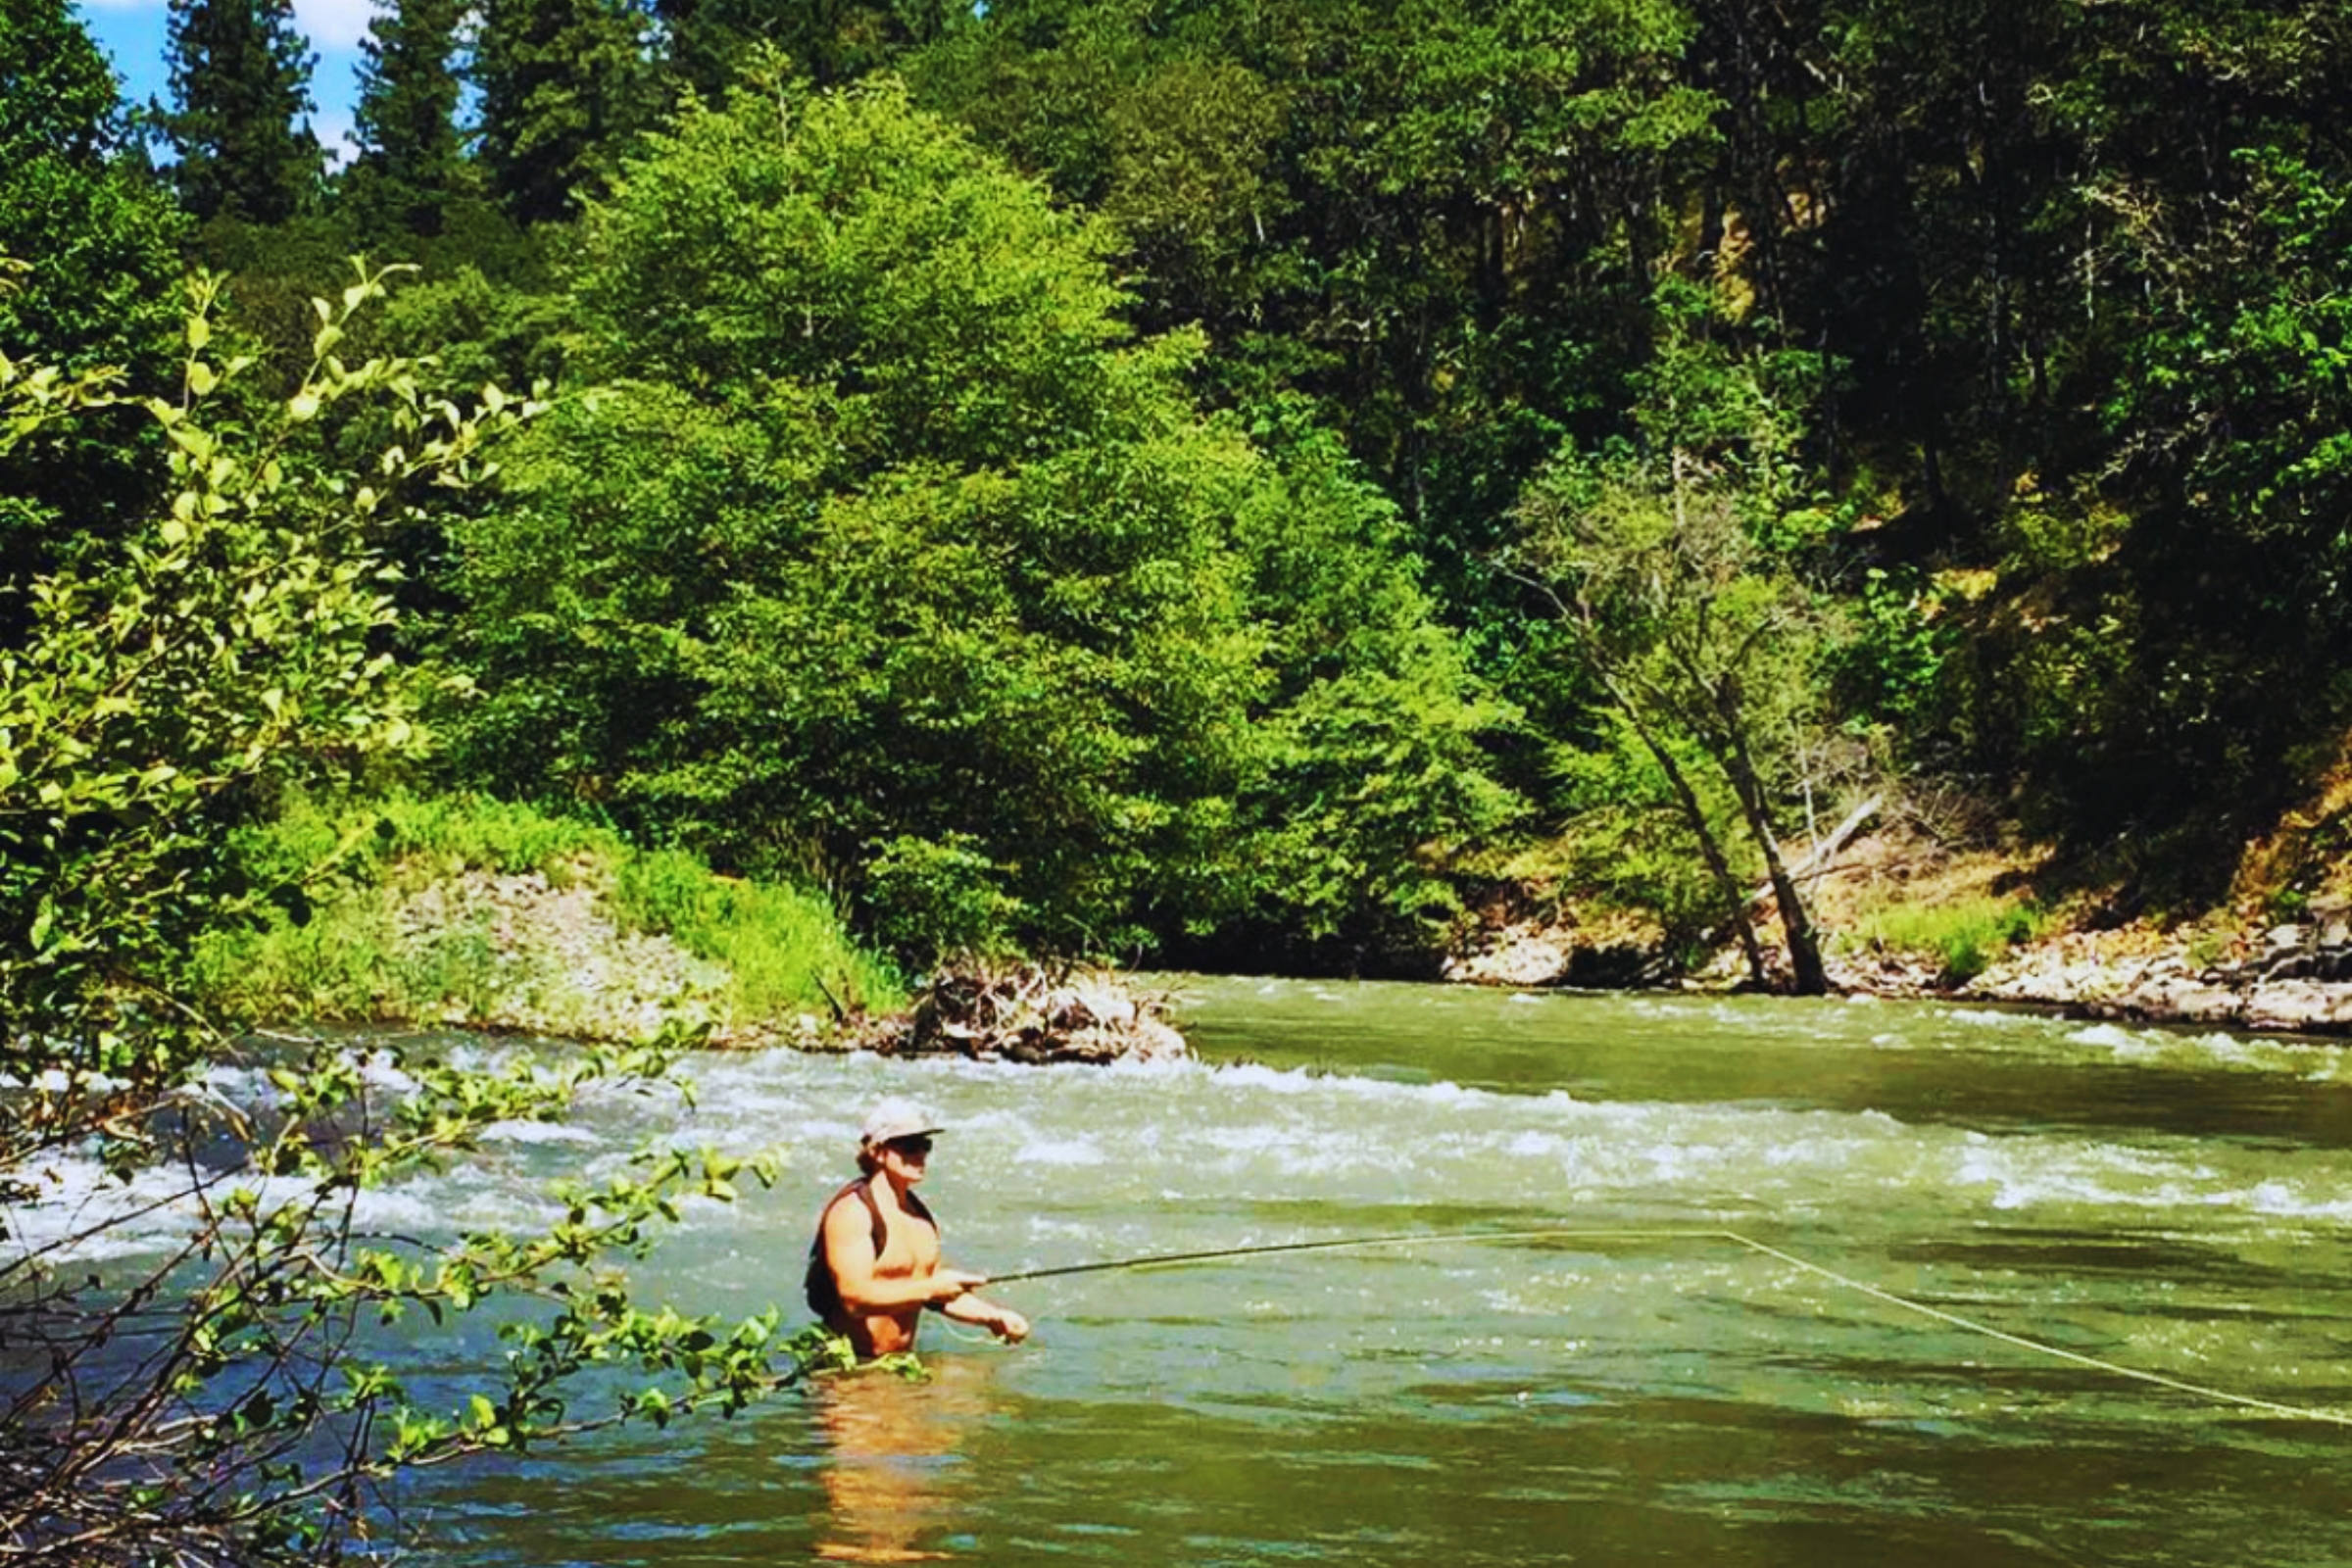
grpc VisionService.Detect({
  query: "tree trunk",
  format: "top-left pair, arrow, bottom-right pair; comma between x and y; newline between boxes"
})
1711,690 -> 1829,995
1619,696 -> 1768,989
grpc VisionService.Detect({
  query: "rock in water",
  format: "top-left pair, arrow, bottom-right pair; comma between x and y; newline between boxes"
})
840,965 -> 1189,1063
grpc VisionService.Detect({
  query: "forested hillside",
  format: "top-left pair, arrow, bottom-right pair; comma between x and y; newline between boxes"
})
8,0 -> 2352,985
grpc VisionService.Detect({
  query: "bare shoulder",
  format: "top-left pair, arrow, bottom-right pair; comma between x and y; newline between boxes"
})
821,1189 -> 876,1257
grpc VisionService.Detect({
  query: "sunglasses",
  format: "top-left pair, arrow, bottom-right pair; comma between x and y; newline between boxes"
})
886,1136 -> 934,1156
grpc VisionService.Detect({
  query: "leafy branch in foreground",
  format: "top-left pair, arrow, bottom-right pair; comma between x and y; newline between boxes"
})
0,266 -> 831,1564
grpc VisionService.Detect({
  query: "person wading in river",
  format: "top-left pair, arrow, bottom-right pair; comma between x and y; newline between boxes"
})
807,1100 -> 1030,1357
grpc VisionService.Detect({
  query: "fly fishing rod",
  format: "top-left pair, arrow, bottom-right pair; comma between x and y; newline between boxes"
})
987,1227 -> 1495,1284
986,1224 -> 2352,1427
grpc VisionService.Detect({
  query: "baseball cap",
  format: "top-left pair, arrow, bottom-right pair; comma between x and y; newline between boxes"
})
859,1098 -> 945,1148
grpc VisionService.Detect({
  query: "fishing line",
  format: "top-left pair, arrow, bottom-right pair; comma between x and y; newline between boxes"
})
991,1225 -> 2352,1427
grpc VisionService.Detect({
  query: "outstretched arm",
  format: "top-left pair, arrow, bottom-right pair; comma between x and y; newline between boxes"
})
938,1290 -> 1030,1343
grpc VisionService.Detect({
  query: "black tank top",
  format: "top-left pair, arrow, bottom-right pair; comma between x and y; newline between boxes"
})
805,1176 -> 938,1323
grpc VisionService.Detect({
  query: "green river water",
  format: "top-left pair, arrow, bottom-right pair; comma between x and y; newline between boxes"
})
99,978 -> 2352,1563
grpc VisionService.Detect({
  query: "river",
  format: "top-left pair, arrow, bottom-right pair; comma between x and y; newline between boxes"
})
78,979 -> 2352,1562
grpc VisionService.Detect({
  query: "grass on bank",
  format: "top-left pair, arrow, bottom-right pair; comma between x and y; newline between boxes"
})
1843,896 -> 2048,983
189,792 -> 902,1034
612,846 -> 900,1020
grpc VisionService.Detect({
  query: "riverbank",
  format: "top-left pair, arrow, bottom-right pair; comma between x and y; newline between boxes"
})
189,792 -> 900,1046
194,792 -> 1190,1059
1446,816 -> 2352,1038
205,792 -> 2352,1046
1843,919 -> 2352,1036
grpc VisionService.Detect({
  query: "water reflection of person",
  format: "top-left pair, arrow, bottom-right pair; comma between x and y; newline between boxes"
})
805,1100 -> 1029,1357
812,1358 -> 995,1563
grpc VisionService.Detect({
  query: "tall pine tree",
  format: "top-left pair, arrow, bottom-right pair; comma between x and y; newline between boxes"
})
163,0 -> 321,223
472,0 -> 654,224
345,0 -> 468,237
655,0 -> 954,101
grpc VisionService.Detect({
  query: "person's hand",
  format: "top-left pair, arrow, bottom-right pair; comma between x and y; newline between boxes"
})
929,1268 -> 988,1303
990,1308 -> 1030,1344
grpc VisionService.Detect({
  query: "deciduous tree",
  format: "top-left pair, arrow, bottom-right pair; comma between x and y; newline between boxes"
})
1514,283 -> 1841,991
449,74 -> 1514,959
0,0 -> 185,614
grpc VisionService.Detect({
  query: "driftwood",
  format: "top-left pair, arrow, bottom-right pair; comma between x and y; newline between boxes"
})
1742,794 -> 1884,913
839,964 -> 1189,1064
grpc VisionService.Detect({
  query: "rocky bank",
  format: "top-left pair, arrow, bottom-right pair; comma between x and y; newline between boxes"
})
1445,841 -> 2352,1038
409,840 -> 2352,1045
1947,912 -> 2352,1035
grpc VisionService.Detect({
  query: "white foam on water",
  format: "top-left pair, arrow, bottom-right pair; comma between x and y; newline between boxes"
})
3,1157 -> 214,1262
2247,1179 -> 2352,1223
0,1150 -> 561,1265
479,1119 -> 600,1145
1206,1062 -> 1326,1096
1015,1137 -> 1108,1167
0,1067 -> 130,1094
1938,1133 -> 2340,1225
2024,1022 -> 2352,1079
28,996 -> 2352,1284
1939,1007 -> 2040,1029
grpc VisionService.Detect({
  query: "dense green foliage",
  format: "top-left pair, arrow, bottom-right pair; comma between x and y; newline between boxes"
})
907,0 -> 1721,605
70,0 -> 2352,931
656,0 -> 958,99
472,0 -> 656,223
0,0 -> 185,594
0,0 -> 183,378
444,77 -> 1514,960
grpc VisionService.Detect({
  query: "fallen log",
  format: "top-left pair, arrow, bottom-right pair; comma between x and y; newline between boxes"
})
1742,794 -> 1883,914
